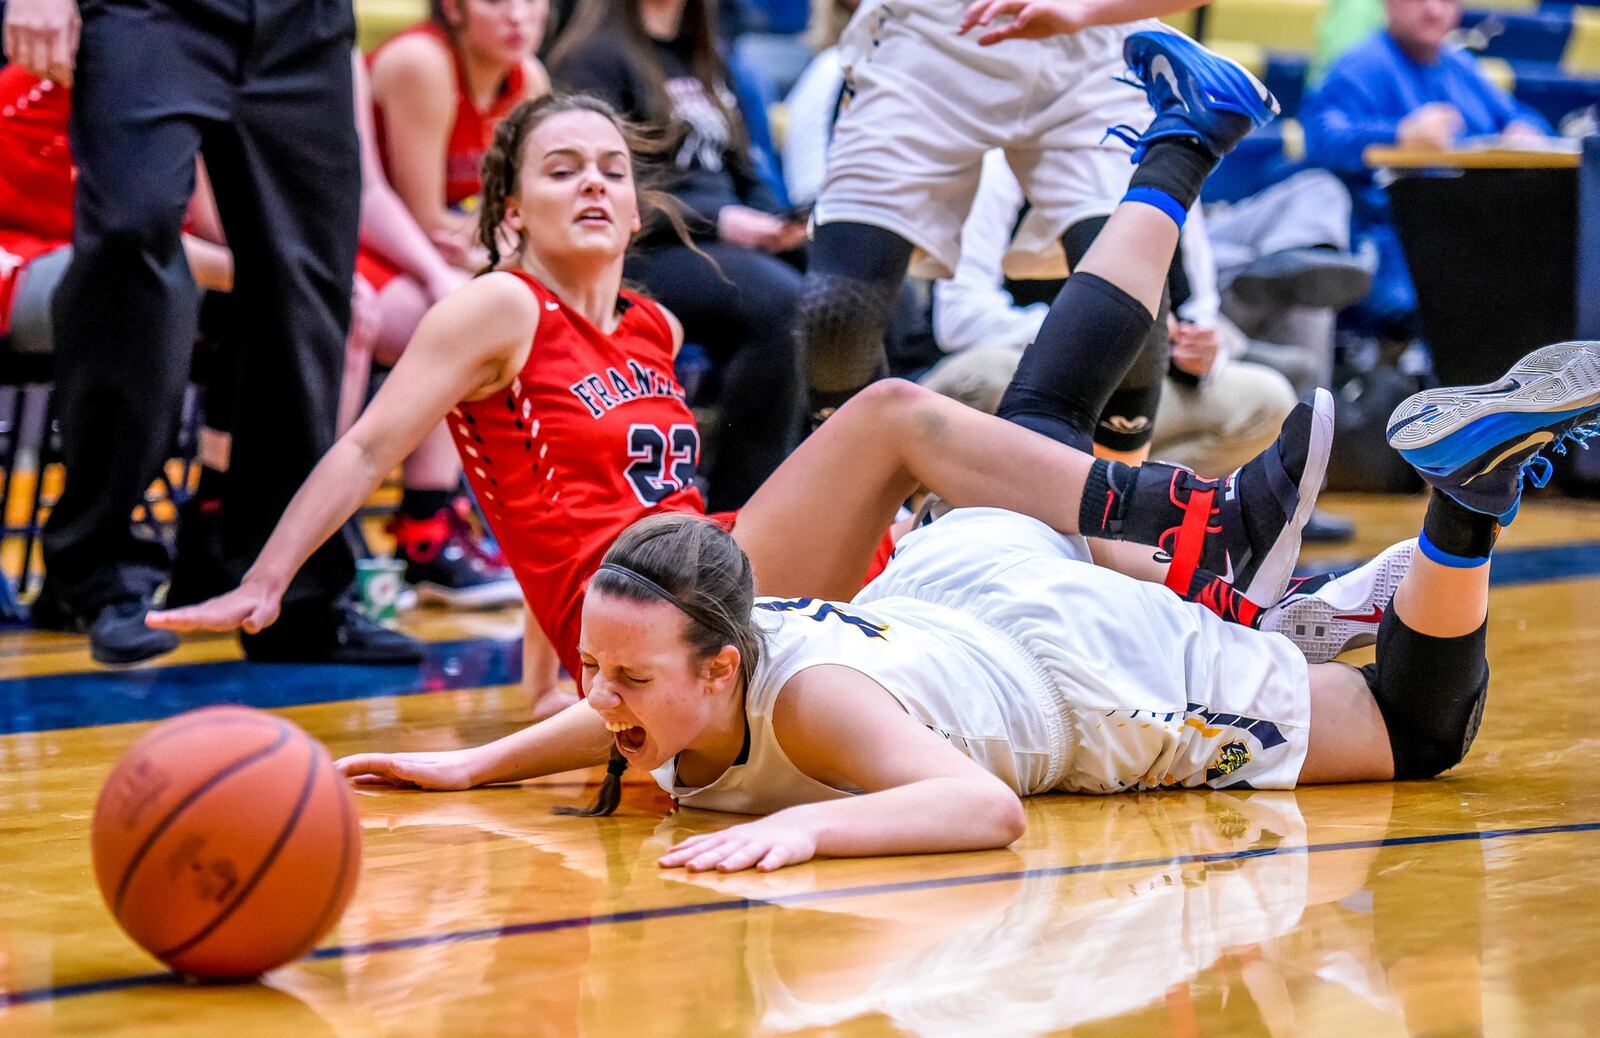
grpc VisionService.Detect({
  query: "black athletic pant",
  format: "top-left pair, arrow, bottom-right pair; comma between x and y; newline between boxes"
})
625,240 -> 805,513
43,0 -> 359,613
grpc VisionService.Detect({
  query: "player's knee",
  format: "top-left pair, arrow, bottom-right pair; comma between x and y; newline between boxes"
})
842,376 -> 927,426
795,272 -> 898,350
1379,669 -> 1489,780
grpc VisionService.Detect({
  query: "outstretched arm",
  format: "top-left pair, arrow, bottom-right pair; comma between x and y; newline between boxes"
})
337,695 -> 613,790
659,666 -> 1027,872
148,273 -> 538,633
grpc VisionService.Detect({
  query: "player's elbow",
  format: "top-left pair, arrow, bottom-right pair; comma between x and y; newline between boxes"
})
983,787 -> 1027,847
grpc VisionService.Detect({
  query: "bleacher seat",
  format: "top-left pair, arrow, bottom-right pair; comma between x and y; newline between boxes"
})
1265,51 -> 1312,118
1205,0 -> 1323,53
1161,8 -> 1200,37
1458,8 -> 1574,63
1565,5 -> 1600,70
356,0 -> 427,51
1514,60 -> 1600,122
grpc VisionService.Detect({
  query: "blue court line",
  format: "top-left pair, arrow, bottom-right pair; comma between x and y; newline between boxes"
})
5,817 -> 1599,1009
3,539 -> 1600,737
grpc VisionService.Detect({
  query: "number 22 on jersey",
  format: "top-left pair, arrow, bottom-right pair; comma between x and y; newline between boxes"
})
625,423 -> 700,505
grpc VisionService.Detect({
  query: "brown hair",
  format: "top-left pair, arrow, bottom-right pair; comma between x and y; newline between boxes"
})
556,513 -> 764,817
545,0 -> 746,147
476,92 -> 698,272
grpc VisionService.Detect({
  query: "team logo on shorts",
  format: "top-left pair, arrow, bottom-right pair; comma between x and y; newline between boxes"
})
1205,741 -> 1252,782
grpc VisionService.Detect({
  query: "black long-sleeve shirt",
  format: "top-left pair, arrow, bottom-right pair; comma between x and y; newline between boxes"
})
553,32 -> 779,239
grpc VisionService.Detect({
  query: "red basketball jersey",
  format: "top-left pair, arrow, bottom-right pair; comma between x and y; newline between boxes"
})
451,271 -> 705,677
0,68 -> 74,334
370,23 -> 528,210
0,68 -> 73,241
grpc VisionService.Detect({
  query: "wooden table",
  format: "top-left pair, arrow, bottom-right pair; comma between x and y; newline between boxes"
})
1363,143 -> 1582,170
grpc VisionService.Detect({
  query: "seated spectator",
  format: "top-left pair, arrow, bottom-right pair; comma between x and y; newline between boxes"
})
367,2 -> 550,604
1,67 -> 231,358
1302,0 -> 1552,343
549,0 -> 806,511
368,0 -> 550,271
925,152 -> 1297,479
1207,168 -> 1373,399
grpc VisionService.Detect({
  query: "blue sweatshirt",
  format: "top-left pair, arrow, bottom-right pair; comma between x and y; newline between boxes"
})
1302,31 -> 1552,226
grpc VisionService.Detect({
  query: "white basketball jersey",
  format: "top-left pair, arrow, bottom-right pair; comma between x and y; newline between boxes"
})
650,595 -> 1068,814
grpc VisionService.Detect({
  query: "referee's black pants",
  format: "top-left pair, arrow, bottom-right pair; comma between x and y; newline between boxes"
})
43,0 -> 359,613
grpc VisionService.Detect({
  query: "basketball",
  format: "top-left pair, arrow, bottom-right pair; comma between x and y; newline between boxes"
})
90,705 -> 362,979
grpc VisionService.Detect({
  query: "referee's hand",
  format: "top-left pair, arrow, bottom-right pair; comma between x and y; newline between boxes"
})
2,0 -> 81,87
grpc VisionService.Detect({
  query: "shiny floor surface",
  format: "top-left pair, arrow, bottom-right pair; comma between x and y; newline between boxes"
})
4,495 -> 1600,1037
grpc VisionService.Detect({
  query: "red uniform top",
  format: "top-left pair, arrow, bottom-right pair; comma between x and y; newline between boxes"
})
369,22 -> 528,209
0,68 -> 74,334
451,271 -> 706,678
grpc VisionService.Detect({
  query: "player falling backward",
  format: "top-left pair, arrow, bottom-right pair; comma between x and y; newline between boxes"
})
147,21 -> 1420,676
325,34 -> 1600,872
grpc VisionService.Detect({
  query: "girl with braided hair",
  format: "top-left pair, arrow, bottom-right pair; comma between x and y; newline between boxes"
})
149,53 -> 1362,728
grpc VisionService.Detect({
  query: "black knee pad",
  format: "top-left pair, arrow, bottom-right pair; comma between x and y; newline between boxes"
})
800,222 -> 915,399
1362,610 -> 1490,780
796,271 -> 901,395
1094,382 -> 1165,452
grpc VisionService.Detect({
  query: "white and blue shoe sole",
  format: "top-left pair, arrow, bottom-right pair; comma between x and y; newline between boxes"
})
1387,342 -> 1600,475
1263,539 -> 1416,664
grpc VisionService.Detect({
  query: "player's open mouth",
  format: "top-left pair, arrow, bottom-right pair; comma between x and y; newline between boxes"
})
605,721 -> 647,753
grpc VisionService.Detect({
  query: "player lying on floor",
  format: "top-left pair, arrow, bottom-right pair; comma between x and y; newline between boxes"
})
336,339 -> 1600,872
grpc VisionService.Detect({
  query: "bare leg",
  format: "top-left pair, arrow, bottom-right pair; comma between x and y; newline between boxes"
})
522,608 -> 576,722
1073,203 -> 1179,317
734,379 -> 1095,599
401,422 -> 463,491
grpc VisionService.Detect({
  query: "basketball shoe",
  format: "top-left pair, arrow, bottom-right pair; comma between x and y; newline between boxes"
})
390,496 -> 521,608
1387,342 -> 1600,524
1259,539 -> 1417,663
1108,30 -> 1281,161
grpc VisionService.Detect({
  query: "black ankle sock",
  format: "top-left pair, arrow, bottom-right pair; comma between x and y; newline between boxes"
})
1077,401 -> 1312,572
1078,459 -> 1136,538
1126,138 -> 1218,214
400,488 -> 453,520
1421,491 -> 1499,563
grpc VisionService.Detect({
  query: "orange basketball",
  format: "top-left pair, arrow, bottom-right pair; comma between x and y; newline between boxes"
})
90,705 -> 362,979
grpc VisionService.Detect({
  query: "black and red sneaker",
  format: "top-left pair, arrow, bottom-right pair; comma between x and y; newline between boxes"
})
1150,388 -> 1335,608
390,498 -> 520,609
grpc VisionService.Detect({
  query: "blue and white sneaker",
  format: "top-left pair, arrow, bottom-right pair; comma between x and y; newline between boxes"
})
1387,341 -> 1600,524
1108,31 -> 1281,162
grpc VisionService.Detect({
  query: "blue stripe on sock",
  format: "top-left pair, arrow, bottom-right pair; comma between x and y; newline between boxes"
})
1418,529 -> 1491,569
1122,187 -> 1188,229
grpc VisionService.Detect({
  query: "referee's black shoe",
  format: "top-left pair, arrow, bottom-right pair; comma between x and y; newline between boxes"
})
239,597 -> 424,665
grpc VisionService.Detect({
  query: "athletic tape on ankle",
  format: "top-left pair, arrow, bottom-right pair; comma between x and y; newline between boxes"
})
1417,529 -> 1491,569
1122,187 -> 1188,229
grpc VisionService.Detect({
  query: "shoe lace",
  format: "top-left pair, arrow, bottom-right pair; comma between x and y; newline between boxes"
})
1524,415 -> 1600,489
1103,124 -> 1142,150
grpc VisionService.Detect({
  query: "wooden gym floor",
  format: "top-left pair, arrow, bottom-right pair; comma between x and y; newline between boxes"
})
4,493 -> 1600,1036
